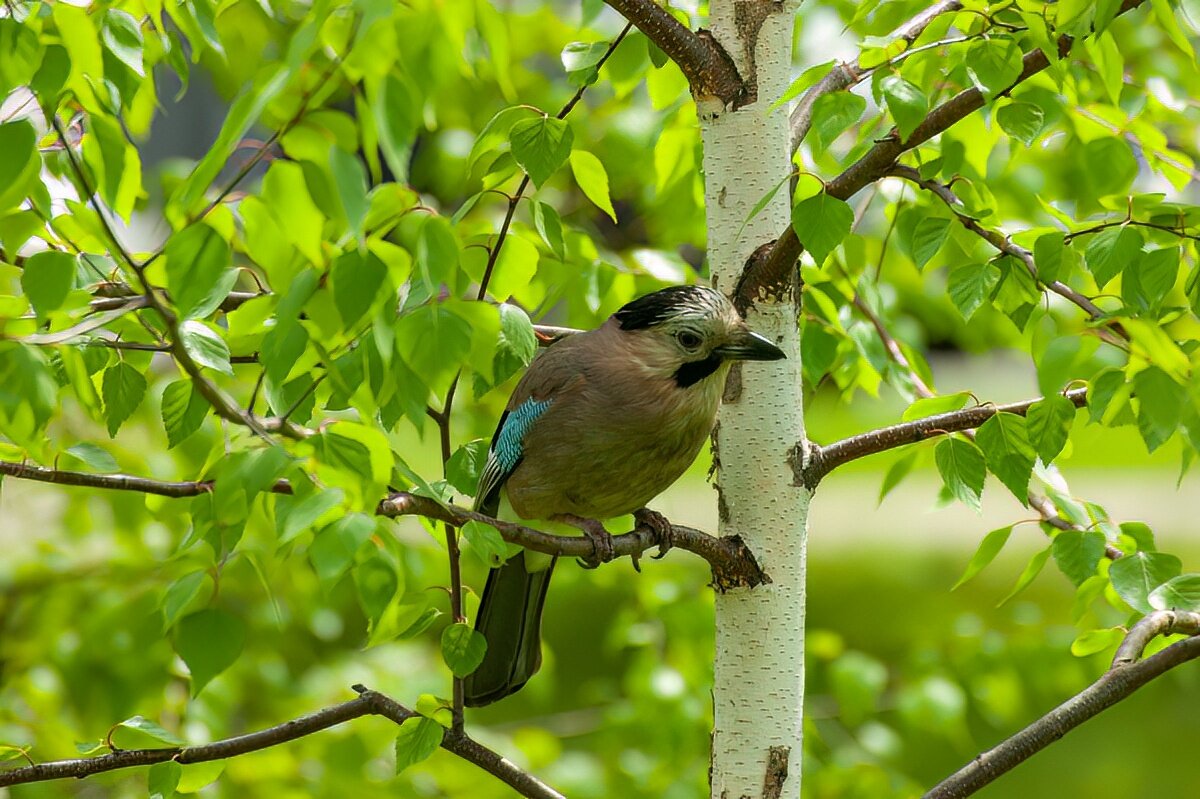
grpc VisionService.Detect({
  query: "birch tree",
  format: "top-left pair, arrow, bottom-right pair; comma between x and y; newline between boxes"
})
2,0 -> 1200,797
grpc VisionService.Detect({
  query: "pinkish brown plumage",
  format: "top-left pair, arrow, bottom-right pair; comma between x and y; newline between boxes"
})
464,285 -> 784,707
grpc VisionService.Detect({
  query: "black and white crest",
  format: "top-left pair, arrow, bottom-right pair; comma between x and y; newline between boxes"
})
613,285 -> 730,331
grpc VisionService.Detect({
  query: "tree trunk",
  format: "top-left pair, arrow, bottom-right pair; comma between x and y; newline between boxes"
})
701,2 -> 807,797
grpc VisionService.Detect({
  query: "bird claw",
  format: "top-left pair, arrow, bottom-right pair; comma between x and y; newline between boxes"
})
554,514 -> 614,569
634,508 -> 673,559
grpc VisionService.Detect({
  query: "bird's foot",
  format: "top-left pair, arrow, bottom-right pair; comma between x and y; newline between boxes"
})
634,507 -> 674,559
552,514 -> 615,569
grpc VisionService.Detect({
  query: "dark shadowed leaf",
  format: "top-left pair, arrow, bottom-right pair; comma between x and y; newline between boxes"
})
174,608 -> 246,696
975,413 -> 1035,504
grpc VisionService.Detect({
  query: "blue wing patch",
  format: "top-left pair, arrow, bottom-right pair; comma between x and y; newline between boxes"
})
474,398 -> 552,514
495,398 -> 552,471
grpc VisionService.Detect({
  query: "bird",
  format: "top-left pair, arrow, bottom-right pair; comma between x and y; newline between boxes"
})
462,284 -> 785,707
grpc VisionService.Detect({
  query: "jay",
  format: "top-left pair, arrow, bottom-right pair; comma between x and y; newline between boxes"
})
463,285 -> 785,706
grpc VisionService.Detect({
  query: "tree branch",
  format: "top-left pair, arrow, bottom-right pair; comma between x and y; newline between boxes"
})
888,165 -> 1127,343
0,460 -> 766,589
0,686 -> 566,799
602,0 -> 744,106
789,0 -> 963,150
802,388 -> 1088,487
925,611 -> 1200,799
739,0 -> 1149,309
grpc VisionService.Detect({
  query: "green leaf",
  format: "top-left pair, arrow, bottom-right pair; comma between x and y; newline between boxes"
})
0,120 -> 38,212
878,450 -> 917,503
394,716 -> 443,775
1088,367 -> 1129,425
997,545 -> 1052,606
174,608 -> 246,696
1033,231 -> 1066,284
902,392 -> 971,421
161,571 -> 208,631
1071,628 -> 1124,657
1051,530 -> 1106,586
1026,394 -> 1075,463
102,9 -> 145,75
1124,248 -> 1178,312
462,520 -> 508,567
161,380 -> 209,448
966,37 -> 1024,97
509,116 -> 573,187
996,101 -> 1045,146
1133,366 -> 1185,452
1109,550 -> 1182,613
330,147 -> 368,242
309,513 -> 377,589
276,488 -> 346,545
1149,574 -> 1200,612
21,251 -> 77,319
396,304 -> 473,400
881,75 -> 927,140
374,74 -> 417,182
440,622 -> 488,677
415,215 -> 460,292
953,526 -> 1013,589
149,761 -> 182,799
1084,225 -> 1143,289
910,216 -> 952,269
179,321 -> 233,375
811,92 -> 866,152
975,413 -> 1036,504
101,362 -> 147,438
561,40 -> 609,77
531,201 -> 565,260
114,716 -> 184,746
355,552 -> 400,622
172,65 -> 295,213
331,249 -> 387,330
935,436 -> 986,511
65,443 -> 119,473
791,191 -> 853,265
446,439 -> 490,495
165,224 -> 231,320
569,149 -> 616,222
947,262 -> 1001,320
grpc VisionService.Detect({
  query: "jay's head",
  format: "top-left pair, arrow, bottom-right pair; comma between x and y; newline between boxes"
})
612,285 -> 785,388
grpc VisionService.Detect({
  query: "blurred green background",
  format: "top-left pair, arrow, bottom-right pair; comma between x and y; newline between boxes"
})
2,0 -> 1199,795
5,354 -> 1199,798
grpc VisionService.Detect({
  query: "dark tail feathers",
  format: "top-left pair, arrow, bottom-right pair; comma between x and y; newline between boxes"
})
463,552 -> 556,707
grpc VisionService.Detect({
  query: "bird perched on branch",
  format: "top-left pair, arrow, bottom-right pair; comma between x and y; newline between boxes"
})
463,284 -> 785,707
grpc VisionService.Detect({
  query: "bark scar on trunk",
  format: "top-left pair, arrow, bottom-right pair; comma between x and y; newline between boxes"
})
761,745 -> 790,799
731,0 -> 785,108
710,534 -> 770,591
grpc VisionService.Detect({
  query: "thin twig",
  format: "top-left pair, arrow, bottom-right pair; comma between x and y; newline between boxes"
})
803,388 -> 1088,487
742,0 -> 1150,308
790,0 -> 965,150
888,164 -> 1127,342
0,686 -> 567,798
925,613 -> 1200,798
0,460 -> 766,588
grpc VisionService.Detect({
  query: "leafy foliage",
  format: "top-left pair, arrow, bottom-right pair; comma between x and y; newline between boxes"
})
0,0 -> 1198,796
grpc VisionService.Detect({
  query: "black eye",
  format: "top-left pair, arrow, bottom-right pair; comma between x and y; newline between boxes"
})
676,331 -> 702,350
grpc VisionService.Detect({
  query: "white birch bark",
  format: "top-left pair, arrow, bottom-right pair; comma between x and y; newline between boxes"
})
700,2 -> 808,796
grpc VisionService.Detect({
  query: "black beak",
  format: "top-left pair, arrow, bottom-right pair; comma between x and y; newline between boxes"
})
714,330 -> 786,361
